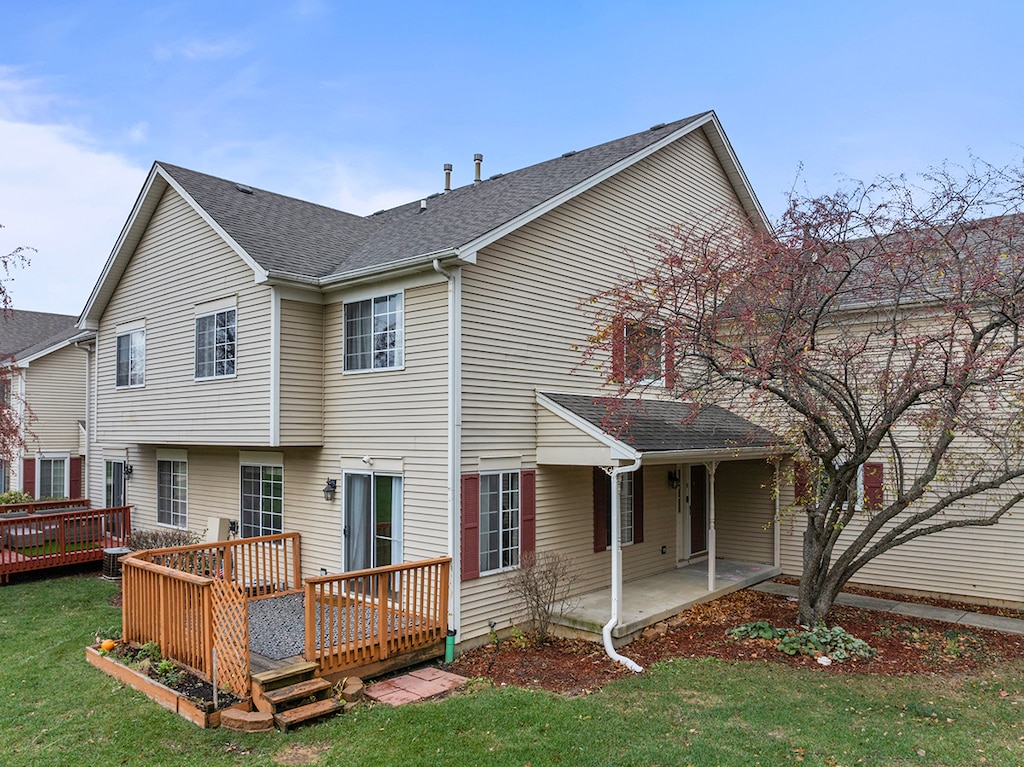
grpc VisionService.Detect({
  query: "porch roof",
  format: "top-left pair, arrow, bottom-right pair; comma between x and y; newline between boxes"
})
537,391 -> 784,465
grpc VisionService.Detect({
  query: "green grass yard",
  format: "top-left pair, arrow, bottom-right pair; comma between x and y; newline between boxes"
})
1,571 -> 1022,766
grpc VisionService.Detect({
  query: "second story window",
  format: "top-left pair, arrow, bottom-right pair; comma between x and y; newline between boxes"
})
195,308 -> 237,379
344,292 -> 404,372
116,326 -> 146,388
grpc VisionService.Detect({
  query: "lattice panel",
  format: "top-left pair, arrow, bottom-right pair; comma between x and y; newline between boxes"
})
211,578 -> 250,696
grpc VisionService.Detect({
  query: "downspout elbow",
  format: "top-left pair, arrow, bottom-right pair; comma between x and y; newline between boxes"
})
603,455 -> 644,673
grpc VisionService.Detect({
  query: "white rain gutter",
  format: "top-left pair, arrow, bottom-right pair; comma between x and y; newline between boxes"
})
433,258 -> 463,638
604,456 -> 644,673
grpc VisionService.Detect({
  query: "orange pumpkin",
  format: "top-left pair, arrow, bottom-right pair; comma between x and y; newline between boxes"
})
100,639 -> 116,652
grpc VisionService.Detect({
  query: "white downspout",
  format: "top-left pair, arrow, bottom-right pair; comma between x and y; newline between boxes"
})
773,458 -> 781,568
433,259 -> 463,637
269,286 -> 281,447
604,456 -> 644,673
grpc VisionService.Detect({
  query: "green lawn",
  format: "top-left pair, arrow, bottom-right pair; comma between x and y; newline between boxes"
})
2,572 -> 1022,767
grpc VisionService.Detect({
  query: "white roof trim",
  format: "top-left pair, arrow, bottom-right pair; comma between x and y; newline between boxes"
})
14,330 -> 94,366
536,391 -> 639,461
157,165 -> 268,282
458,113 -> 770,260
79,163 -> 268,328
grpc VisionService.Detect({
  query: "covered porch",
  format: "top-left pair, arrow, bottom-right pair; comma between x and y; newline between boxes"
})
536,392 -> 789,654
560,558 -> 781,643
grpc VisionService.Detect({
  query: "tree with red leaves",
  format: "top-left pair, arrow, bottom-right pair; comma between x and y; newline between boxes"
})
0,227 -> 31,470
591,160 -> 1024,624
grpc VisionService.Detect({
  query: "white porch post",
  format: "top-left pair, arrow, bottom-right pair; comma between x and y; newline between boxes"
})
706,461 -> 718,592
773,458 -> 781,568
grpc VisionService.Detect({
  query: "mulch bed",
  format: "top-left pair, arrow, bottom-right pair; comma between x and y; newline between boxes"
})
449,588 -> 1024,696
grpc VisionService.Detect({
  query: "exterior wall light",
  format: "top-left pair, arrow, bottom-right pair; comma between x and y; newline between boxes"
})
668,469 -> 680,489
323,478 -> 338,502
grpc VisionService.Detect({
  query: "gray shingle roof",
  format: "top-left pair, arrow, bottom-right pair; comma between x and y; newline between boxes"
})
542,392 -> 777,454
158,113 -> 710,281
0,310 -> 79,359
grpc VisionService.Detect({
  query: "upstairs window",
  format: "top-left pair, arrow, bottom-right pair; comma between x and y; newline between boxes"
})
612,319 -> 673,386
116,327 -> 145,388
195,308 -> 237,379
344,293 -> 404,371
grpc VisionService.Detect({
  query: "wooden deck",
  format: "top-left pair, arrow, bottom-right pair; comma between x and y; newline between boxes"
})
0,503 -> 131,582
119,534 -> 450,696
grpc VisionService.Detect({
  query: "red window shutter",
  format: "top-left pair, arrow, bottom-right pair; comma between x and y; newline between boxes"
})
69,456 -> 83,500
461,473 -> 481,581
593,467 -> 609,553
793,459 -> 810,505
633,467 -> 644,544
520,470 -> 536,558
611,317 -> 625,383
863,462 -> 884,510
22,458 -> 36,497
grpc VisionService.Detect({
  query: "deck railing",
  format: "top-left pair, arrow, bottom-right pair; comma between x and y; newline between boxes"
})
121,533 -> 302,695
0,498 -> 91,514
305,557 -> 451,677
0,505 -> 130,581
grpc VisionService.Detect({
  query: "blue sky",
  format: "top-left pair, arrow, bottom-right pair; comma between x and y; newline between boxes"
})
2,0 -> 1022,313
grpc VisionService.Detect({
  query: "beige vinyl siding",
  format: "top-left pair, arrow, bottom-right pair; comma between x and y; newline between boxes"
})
778,478 -> 1024,606
536,407 -> 614,465
712,459 -> 775,564
279,299 -> 324,445
458,127 -> 751,640
23,345 -> 88,455
317,281 -> 450,572
95,187 -> 272,446
464,464 -> 680,638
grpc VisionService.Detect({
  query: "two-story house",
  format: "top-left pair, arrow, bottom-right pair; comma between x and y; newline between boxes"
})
1,309 -> 91,498
78,112 -> 792,647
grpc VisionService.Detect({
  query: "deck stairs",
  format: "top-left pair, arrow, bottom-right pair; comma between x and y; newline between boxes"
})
250,661 -> 343,732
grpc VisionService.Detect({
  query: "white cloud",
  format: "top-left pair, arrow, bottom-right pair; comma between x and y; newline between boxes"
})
153,38 -> 248,61
126,121 -> 149,144
317,161 -> 428,216
0,118 -> 144,314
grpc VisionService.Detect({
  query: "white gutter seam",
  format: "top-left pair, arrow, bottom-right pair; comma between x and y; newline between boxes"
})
604,457 -> 644,673
433,258 -> 463,638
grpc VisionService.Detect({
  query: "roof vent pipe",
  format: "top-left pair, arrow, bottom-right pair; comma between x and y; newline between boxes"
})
419,199 -> 427,213
444,163 -> 453,192
473,153 -> 483,185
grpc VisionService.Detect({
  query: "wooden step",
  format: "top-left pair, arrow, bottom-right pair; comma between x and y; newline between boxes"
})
274,697 -> 344,732
262,678 -> 333,710
251,661 -> 318,690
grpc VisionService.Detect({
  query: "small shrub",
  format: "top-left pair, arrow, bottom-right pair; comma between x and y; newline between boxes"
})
129,527 -> 202,551
155,658 -> 183,688
139,641 -> 162,661
779,624 -> 875,661
727,621 -> 787,640
0,489 -> 32,505
505,550 -> 578,643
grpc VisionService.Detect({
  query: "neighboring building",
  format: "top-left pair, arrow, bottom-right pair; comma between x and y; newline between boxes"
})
0,310 -> 91,498
76,111 -> 794,645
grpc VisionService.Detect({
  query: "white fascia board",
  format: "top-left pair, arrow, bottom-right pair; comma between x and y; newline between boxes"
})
158,166 -> 269,283
535,391 -> 639,462
701,112 -> 773,234
455,114 -> 720,259
15,330 -> 94,366
638,446 -> 790,466
79,165 -> 168,329
317,249 -> 464,290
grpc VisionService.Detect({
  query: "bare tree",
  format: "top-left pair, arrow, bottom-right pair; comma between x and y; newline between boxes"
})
589,159 -> 1024,624
506,550 -> 577,643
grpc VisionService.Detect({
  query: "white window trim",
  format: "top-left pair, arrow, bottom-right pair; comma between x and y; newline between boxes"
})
194,304 -> 238,382
341,470 -> 404,571
115,326 -> 146,389
37,452 -> 70,499
342,290 -> 406,374
240,461 -> 284,538
156,453 -> 188,529
479,469 -> 521,577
